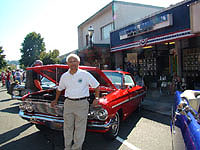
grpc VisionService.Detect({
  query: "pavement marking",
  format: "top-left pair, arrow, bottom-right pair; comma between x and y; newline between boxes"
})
116,136 -> 141,150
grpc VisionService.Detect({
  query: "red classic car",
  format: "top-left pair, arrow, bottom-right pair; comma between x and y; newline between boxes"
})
19,65 -> 146,139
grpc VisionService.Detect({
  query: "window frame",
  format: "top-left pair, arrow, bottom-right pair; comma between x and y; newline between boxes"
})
101,23 -> 114,40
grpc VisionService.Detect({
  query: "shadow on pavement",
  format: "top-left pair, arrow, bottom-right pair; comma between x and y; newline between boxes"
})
0,131 -> 52,150
10,102 -> 20,106
0,123 -> 33,145
141,108 -> 171,126
37,128 -> 65,150
0,99 -> 12,103
83,132 -> 122,150
0,89 -> 7,93
0,105 -> 19,114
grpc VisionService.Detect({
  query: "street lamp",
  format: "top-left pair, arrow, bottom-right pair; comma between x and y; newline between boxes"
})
88,25 -> 94,48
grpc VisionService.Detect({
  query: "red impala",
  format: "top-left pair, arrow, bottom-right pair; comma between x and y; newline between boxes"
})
19,65 -> 146,139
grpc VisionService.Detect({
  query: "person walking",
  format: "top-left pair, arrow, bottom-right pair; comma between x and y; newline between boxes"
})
51,53 -> 100,150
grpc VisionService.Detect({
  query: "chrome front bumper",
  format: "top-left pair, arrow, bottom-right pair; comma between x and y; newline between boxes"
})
12,95 -> 23,100
19,110 -> 64,130
19,110 -> 113,131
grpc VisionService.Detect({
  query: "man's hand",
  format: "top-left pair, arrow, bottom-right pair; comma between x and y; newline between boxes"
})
92,98 -> 100,107
51,99 -> 58,108
51,89 -> 61,108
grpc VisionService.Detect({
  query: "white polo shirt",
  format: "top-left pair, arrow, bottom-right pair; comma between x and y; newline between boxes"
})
57,69 -> 99,98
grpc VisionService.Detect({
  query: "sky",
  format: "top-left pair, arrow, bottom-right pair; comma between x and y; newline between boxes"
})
0,0 -> 184,61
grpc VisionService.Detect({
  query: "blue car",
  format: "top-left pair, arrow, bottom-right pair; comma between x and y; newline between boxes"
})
171,90 -> 200,150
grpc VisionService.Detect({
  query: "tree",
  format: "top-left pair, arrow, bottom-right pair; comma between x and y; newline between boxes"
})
19,32 -> 46,67
0,46 -> 7,70
40,49 -> 61,65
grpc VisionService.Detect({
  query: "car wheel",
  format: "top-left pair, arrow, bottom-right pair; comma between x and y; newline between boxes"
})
104,112 -> 120,140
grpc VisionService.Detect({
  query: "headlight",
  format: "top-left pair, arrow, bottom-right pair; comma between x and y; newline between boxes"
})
19,102 -> 26,111
96,109 -> 108,121
19,100 -> 34,112
26,101 -> 33,112
88,106 -> 108,121
13,90 -> 20,96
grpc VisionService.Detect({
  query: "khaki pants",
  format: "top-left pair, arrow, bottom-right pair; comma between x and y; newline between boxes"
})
63,99 -> 89,150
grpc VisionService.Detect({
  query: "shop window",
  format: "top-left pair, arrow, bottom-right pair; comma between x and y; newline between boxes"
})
101,23 -> 113,40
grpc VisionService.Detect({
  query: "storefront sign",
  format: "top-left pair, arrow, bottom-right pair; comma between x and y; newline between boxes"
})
119,14 -> 173,40
112,29 -> 195,52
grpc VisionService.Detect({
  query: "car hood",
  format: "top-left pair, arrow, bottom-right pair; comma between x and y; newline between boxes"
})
26,65 -> 116,89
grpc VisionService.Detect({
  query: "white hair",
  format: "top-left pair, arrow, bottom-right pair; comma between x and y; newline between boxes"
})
66,53 -> 80,62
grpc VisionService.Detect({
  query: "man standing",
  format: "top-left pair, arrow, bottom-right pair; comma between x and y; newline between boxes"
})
25,60 -> 43,92
51,54 -> 100,150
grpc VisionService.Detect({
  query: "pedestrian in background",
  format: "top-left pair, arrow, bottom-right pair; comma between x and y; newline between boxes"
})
51,53 -> 100,150
14,69 -> 22,84
5,69 -> 12,92
1,71 -> 5,87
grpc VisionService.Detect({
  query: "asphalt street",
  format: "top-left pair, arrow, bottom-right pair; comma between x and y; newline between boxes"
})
0,86 -> 173,150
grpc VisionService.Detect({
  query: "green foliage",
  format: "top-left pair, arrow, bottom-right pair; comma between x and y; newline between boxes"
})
40,49 -> 61,65
19,32 -> 46,67
0,46 -> 7,70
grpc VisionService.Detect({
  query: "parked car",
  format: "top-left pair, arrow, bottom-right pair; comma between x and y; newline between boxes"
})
19,64 -> 146,139
171,90 -> 200,150
10,77 -> 56,100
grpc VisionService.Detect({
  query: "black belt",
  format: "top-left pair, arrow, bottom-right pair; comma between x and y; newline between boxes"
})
66,97 -> 89,101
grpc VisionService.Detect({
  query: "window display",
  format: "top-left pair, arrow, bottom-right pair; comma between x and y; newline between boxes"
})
183,48 -> 200,77
139,57 -> 157,76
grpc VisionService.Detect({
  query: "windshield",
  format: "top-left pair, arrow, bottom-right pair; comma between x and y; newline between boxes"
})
41,77 -> 56,86
104,72 -> 123,89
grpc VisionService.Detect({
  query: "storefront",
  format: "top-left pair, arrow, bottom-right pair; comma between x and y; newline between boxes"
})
110,0 -> 200,90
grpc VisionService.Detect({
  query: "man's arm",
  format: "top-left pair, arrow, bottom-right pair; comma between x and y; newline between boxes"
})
34,79 -> 42,90
51,89 -> 61,108
92,86 -> 100,106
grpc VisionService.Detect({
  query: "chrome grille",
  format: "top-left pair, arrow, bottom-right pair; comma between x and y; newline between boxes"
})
29,99 -> 64,116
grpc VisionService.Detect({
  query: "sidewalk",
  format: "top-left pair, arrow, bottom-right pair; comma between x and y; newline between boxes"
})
142,88 -> 175,116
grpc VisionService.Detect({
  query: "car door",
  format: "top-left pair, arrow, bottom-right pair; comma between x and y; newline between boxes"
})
124,74 -> 140,113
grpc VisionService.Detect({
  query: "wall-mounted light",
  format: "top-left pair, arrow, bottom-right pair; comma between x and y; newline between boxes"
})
88,26 -> 94,48
165,42 -> 175,45
143,46 -> 153,49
